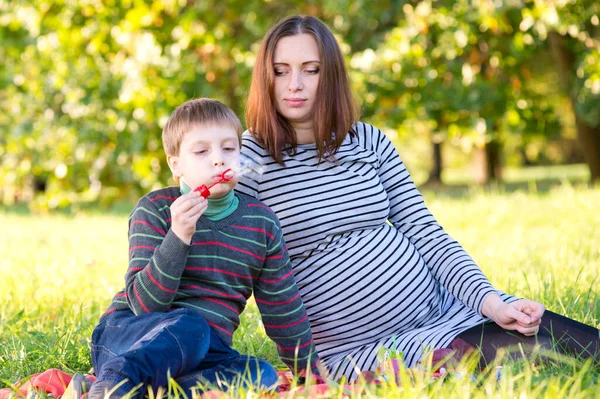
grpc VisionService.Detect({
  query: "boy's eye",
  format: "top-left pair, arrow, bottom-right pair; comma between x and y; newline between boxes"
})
223,147 -> 237,152
193,150 -> 207,155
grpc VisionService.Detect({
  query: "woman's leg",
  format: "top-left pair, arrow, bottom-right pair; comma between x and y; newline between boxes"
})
537,310 -> 600,360
456,310 -> 600,368
88,308 -> 215,398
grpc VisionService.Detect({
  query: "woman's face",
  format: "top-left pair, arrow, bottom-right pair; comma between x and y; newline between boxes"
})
272,34 -> 320,129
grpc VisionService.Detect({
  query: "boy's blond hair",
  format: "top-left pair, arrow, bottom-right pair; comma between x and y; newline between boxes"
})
162,98 -> 243,158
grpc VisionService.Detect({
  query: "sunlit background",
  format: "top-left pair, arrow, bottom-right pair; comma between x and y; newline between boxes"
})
1,0 -> 599,212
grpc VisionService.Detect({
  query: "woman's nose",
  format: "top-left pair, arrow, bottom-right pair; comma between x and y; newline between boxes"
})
289,70 -> 303,91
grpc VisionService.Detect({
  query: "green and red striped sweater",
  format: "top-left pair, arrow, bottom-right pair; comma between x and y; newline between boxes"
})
102,187 -> 319,373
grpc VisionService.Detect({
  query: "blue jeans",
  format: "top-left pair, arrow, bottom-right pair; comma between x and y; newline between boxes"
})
90,308 -> 278,398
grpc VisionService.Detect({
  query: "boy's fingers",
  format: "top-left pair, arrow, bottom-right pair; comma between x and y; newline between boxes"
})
187,201 -> 208,219
174,195 -> 205,213
192,200 -> 208,212
173,191 -> 201,205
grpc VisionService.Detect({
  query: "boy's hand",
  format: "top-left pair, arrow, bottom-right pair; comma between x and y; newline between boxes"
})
170,191 -> 207,244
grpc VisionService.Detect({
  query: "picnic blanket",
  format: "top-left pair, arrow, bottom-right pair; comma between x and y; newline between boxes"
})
0,369 -> 345,399
0,341 -> 472,398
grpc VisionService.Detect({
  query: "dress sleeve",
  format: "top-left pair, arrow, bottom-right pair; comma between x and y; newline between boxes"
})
125,196 -> 189,314
254,220 -> 320,375
367,124 -> 497,315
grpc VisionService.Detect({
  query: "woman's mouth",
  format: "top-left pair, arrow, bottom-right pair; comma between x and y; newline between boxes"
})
284,98 -> 307,107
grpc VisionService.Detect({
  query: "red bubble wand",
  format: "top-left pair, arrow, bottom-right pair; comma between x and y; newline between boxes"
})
194,169 -> 235,198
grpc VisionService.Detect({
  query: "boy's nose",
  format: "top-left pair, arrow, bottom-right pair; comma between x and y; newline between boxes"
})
213,160 -> 225,166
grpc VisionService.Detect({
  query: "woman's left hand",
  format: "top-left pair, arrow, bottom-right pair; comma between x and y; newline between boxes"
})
482,294 -> 545,336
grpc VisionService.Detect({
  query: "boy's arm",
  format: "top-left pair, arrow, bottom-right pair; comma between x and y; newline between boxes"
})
254,226 -> 320,376
125,196 -> 189,314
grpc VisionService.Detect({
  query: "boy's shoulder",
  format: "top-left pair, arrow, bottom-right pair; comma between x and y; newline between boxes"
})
235,191 -> 281,224
129,187 -> 179,225
135,186 -> 181,208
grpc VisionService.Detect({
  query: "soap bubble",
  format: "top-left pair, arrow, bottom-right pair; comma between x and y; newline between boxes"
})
236,152 -> 266,177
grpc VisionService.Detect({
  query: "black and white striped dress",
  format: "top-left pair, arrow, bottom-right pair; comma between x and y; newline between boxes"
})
237,122 -> 514,380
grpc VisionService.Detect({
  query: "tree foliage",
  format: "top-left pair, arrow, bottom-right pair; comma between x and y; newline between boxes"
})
1,0 -> 597,210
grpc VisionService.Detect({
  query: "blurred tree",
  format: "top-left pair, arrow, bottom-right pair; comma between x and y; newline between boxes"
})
0,0 -> 595,210
520,0 -> 600,182
354,0 -> 565,184
0,0 -> 419,209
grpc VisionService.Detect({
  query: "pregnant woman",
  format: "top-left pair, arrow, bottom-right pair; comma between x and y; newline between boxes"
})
236,15 -> 600,381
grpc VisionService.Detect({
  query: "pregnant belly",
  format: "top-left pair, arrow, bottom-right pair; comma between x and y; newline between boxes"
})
291,227 -> 441,340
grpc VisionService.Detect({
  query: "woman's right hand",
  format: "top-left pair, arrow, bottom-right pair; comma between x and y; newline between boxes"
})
170,191 -> 207,244
482,294 -> 544,336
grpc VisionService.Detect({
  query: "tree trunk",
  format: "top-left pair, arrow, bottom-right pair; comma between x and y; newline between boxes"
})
486,139 -> 503,182
426,141 -> 443,185
520,148 -> 534,166
548,31 -> 600,183
473,140 -> 503,184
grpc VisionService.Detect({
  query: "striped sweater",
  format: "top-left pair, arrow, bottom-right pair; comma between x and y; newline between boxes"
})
102,188 -> 318,373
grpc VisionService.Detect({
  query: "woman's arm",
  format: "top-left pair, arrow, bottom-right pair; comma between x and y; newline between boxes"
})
367,123 -> 496,315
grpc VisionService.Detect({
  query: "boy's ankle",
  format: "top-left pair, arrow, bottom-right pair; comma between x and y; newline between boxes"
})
63,374 -> 95,399
87,378 -> 137,399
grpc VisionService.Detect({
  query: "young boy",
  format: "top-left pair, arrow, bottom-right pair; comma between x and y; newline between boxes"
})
87,98 -> 320,398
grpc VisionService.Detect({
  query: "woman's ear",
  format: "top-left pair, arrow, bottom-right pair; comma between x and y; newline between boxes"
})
167,155 -> 182,179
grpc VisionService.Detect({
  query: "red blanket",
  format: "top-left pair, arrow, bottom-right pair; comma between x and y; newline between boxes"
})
0,342 -> 470,398
0,369 -> 97,399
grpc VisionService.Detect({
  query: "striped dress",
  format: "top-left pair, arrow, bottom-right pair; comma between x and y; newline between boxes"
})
237,122 -> 515,380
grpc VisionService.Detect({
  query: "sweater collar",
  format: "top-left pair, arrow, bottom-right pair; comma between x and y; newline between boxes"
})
179,178 -> 239,221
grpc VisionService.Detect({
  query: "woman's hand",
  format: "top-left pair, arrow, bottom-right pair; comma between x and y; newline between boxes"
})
482,294 -> 545,336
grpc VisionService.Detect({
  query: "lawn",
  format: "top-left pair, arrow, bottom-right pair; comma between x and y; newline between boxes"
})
1,184 -> 599,398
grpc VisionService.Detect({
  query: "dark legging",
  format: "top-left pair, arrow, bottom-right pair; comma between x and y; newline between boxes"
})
456,310 -> 600,368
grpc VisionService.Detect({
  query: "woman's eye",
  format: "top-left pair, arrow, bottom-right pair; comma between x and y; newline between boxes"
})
274,70 -> 287,76
305,68 -> 319,74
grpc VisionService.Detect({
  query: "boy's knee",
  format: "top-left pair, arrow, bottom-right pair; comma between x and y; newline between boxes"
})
163,309 -> 213,365
247,358 -> 278,389
168,308 -> 211,334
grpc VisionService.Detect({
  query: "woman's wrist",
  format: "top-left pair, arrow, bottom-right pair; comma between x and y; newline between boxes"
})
481,293 -> 504,321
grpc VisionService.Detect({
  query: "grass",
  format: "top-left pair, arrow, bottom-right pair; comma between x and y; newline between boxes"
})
0,183 -> 599,397
410,164 -> 592,200
441,163 -> 590,186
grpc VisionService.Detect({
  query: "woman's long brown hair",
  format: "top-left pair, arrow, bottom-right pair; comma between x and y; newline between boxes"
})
246,15 -> 358,164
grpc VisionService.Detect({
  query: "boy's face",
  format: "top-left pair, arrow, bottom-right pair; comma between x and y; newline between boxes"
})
167,124 -> 240,199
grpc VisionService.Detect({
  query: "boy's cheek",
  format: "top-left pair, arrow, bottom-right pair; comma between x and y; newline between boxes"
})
220,177 -> 239,191
222,178 -> 239,193
226,152 -> 241,163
